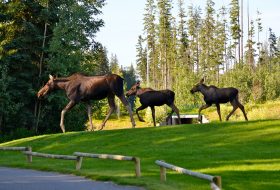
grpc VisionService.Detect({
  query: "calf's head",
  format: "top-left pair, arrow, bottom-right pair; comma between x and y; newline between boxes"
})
126,81 -> 140,97
190,78 -> 204,94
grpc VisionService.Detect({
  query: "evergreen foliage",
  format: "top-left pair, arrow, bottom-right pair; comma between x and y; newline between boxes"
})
138,0 -> 280,113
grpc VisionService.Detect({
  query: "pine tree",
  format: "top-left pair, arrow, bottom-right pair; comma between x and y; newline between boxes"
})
157,0 -> 173,89
143,0 -> 157,87
86,43 -> 110,75
136,35 -> 147,82
256,10 -> 263,58
110,54 -> 121,75
199,0 -> 216,80
214,7 -> 227,84
245,20 -> 256,68
177,0 -> 189,69
229,0 -> 241,63
268,28 -> 278,58
187,5 -> 202,73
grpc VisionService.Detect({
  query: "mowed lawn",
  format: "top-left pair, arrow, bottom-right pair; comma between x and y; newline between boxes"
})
0,120 -> 279,190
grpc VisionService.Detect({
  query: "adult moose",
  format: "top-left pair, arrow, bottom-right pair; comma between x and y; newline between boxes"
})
37,73 -> 136,133
126,81 -> 181,126
190,78 -> 248,121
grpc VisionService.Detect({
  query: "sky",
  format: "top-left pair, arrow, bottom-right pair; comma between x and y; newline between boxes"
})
96,0 -> 280,68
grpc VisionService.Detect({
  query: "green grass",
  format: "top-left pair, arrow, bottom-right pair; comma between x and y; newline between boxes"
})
0,120 -> 280,190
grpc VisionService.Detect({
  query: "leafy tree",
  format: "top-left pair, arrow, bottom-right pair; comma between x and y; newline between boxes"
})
0,0 -> 105,141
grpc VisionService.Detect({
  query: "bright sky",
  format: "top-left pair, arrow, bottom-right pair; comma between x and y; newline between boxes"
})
96,0 -> 280,67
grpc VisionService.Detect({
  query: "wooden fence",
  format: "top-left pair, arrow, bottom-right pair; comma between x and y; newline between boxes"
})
23,149 -> 82,170
0,146 -> 29,151
0,146 -> 140,176
155,160 -> 221,190
73,152 -> 141,177
0,146 -> 223,188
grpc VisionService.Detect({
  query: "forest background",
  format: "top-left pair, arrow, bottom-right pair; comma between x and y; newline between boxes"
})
0,0 -> 279,142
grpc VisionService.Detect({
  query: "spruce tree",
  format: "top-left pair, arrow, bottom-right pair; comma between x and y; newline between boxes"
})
157,0 -> 173,89
143,0 -> 157,87
229,0 -> 241,63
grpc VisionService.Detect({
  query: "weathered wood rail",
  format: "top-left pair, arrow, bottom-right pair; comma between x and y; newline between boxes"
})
23,150 -> 82,170
0,146 -> 29,151
155,160 -> 221,190
74,152 -> 141,177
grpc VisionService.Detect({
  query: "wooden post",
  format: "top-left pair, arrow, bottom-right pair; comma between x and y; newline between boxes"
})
26,147 -> 32,163
213,176 -> 222,189
76,156 -> 83,170
134,157 -> 141,177
160,166 -> 166,182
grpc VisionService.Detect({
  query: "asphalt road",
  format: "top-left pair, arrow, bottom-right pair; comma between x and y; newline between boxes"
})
0,167 -> 144,190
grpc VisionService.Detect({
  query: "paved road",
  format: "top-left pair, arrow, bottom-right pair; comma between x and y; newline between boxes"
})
0,167 -> 144,190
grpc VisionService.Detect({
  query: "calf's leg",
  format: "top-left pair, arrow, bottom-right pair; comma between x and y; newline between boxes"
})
60,100 -> 76,133
136,105 -> 148,122
226,100 -> 238,121
216,104 -> 222,121
151,106 -> 156,126
198,104 -> 211,122
236,100 -> 248,121
167,103 -> 181,125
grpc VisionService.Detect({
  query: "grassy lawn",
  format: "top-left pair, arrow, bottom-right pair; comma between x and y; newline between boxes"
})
0,120 -> 280,190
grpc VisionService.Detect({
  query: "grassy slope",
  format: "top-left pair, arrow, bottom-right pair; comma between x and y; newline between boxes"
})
0,120 -> 280,190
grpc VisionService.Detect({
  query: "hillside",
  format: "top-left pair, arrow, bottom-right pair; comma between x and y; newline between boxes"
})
0,120 -> 280,190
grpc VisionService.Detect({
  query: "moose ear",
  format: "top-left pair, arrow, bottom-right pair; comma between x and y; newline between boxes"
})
49,74 -> 54,80
200,78 -> 204,84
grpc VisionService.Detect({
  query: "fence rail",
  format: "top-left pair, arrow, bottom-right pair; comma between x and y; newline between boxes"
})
0,146 -> 29,151
155,160 -> 221,190
23,150 -> 82,170
74,152 -> 141,177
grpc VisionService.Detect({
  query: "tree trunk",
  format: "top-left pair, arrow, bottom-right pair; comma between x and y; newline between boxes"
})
240,0 -> 243,61
33,20 -> 48,132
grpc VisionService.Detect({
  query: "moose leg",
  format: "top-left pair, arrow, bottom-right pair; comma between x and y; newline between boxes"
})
99,96 -> 116,131
136,105 -> 148,122
236,100 -> 248,121
198,104 -> 211,123
86,103 -> 96,131
226,100 -> 238,121
216,104 -> 222,121
150,106 -> 156,127
167,103 -> 181,125
118,94 -> 136,128
60,100 -> 76,133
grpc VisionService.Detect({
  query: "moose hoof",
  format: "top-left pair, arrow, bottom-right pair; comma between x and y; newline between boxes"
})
139,119 -> 145,122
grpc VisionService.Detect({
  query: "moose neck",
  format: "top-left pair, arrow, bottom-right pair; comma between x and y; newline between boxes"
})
54,78 -> 70,90
198,84 -> 210,97
136,87 -> 153,96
